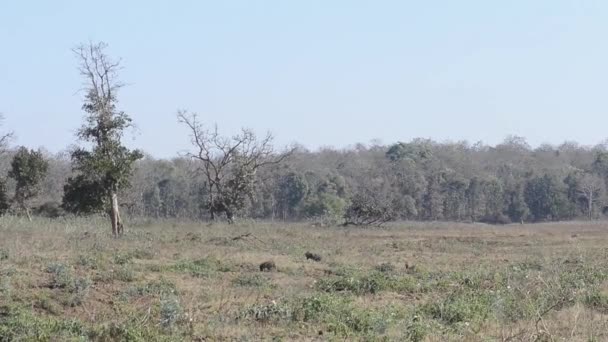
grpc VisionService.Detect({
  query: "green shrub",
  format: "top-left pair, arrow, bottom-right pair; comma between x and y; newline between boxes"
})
130,248 -> 155,260
121,278 -> 178,300
159,295 -> 182,329
113,253 -> 134,265
290,294 -> 396,338
316,270 -> 417,295
0,249 -> 8,261
584,290 -> 608,313
34,201 -> 64,218
113,265 -> 137,282
35,294 -> 62,315
232,274 -> 270,288
291,294 -> 346,322
89,323 -> 170,342
45,263 -> 91,307
240,301 -> 292,323
0,305 -> 87,340
171,257 -> 231,278
76,254 -> 101,270
375,263 -> 395,273
422,291 -> 491,326
404,316 -> 428,342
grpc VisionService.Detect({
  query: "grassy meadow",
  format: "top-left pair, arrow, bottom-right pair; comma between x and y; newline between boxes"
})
1,217 -> 608,341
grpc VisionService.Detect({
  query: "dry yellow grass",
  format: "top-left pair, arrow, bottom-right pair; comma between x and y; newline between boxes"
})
1,217 -> 607,341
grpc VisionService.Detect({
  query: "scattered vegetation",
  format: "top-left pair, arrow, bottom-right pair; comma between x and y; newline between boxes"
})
1,219 -> 608,340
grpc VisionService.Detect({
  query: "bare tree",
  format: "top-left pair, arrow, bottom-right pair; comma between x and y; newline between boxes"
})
0,114 -> 14,155
178,111 -> 293,223
577,173 -> 604,220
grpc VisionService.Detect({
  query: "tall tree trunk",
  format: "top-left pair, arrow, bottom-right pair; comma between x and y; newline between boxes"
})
110,192 -> 123,237
588,190 -> 593,220
25,206 -> 32,222
117,202 -> 124,235
226,210 -> 235,224
209,183 -> 215,221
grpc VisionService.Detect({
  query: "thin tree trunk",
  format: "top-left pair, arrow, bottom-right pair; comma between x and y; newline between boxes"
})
25,206 -> 32,222
117,201 -> 124,235
588,190 -> 593,220
209,183 -> 215,221
226,210 -> 235,224
110,192 -> 122,237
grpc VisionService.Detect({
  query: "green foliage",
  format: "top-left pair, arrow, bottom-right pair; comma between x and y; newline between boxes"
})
34,201 -> 64,218
344,191 -> 396,226
505,183 -> 529,222
375,263 -> 395,273
316,270 -> 417,295
422,291 -> 491,326
63,42 -> 143,218
592,150 -> 608,180
583,290 -> 608,313
275,171 -> 308,218
8,147 -> 49,215
304,192 -> 347,223
62,174 -> 107,214
113,253 -> 134,265
0,249 -> 7,261
386,140 -> 433,163
0,180 -> 10,217
0,305 -> 172,342
113,265 -> 137,282
421,172 -> 445,220
404,316 -> 429,342
171,257 -> 231,278
130,248 -> 155,260
240,301 -> 292,323
45,263 -> 91,307
120,278 -> 178,300
289,294 -> 401,338
76,254 -> 101,270
0,305 -> 87,341
232,274 -> 270,288
524,174 -> 571,221
159,295 -> 182,329
89,323 -> 161,342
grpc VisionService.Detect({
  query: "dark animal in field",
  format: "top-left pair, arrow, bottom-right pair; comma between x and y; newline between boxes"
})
259,261 -> 276,272
305,252 -> 322,262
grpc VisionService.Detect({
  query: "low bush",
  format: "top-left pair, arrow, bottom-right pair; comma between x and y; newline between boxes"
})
316,270 -> 417,295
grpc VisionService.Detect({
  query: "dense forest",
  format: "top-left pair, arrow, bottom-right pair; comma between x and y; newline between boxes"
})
2,134 -> 608,226
3,42 -> 608,227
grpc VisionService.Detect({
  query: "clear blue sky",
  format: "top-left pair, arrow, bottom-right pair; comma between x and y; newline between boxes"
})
1,1 -> 607,157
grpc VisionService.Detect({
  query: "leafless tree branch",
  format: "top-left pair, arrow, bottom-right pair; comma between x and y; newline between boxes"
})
177,110 -> 294,222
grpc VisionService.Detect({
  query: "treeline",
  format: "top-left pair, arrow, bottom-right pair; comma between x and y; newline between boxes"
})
4,136 -> 608,225
3,41 -> 608,227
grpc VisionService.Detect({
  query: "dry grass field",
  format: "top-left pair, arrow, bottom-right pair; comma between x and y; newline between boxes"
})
1,217 -> 608,341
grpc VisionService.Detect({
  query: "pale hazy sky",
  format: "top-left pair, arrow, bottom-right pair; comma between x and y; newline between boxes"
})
1,1 -> 607,157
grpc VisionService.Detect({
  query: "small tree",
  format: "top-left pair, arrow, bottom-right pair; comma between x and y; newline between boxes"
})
524,174 -> 569,221
343,191 -> 396,226
577,173 -> 604,219
0,114 -> 13,216
275,172 -> 308,219
0,114 -> 13,155
178,111 -> 293,223
0,180 -> 10,216
8,147 -> 49,220
63,42 -> 142,236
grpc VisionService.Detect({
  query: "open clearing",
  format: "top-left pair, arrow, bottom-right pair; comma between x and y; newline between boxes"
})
1,218 -> 608,341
